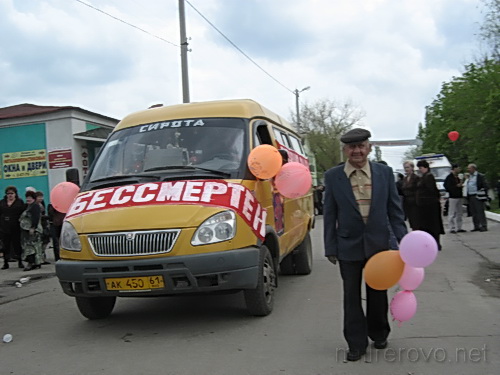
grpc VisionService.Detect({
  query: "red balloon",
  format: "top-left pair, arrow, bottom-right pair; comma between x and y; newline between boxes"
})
50,182 -> 80,213
448,131 -> 459,142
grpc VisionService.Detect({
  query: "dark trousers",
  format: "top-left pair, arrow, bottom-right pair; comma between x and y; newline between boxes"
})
339,260 -> 390,351
314,202 -> 323,215
468,195 -> 487,230
50,224 -> 62,261
1,230 -> 23,264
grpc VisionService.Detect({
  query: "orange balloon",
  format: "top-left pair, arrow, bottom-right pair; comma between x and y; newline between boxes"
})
364,250 -> 405,290
247,145 -> 282,179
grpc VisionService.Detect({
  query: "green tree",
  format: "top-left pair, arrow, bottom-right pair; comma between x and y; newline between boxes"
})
403,146 -> 422,162
422,59 -> 500,183
290,98 -> 365,177
479,0 -> 500,61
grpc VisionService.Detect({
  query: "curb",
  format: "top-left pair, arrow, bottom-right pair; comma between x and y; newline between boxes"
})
486,211 -> 500,222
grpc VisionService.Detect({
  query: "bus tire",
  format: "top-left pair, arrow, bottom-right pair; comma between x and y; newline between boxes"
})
244,245 -> 276,316
279,252 -> 295,275
75,296 -> 116,320
294,233 -> 313,275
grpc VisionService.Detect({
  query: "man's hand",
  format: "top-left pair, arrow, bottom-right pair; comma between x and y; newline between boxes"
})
327,255 -> 337,265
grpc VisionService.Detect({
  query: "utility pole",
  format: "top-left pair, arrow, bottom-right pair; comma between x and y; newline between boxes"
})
179,0 -> 190,103
294,86 -> 310,131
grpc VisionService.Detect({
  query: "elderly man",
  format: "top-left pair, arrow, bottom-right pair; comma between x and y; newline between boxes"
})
466,163 -> 488,232
323,128 -> 407,361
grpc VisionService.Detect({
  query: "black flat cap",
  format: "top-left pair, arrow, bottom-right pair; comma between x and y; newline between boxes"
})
341,128 -> 371,144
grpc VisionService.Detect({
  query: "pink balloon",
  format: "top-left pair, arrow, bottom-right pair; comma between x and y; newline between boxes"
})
390,290 -> 417,324
398,264 -> 425,291
399,230 -> 438,268
50,182 -> 80,213
274,162 -> 312,198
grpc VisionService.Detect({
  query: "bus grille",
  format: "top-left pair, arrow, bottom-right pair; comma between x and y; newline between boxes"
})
88,230 -> 180,256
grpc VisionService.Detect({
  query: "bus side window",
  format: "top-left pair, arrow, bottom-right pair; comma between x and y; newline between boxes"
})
289,135 -> 305,156
255,123 -> 273,146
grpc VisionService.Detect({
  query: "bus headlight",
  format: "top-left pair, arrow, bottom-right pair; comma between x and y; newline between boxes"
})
191,211 -> 236,246
61,221 -> 82,251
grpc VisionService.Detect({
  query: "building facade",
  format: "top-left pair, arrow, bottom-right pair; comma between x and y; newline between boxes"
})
0,104 -> 118,202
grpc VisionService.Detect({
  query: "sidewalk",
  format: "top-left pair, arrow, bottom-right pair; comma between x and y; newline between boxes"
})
448,212 -> 500,265
0,247 -> 58,305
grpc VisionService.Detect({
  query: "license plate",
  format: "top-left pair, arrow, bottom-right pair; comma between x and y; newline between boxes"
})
105,276 -> 165,291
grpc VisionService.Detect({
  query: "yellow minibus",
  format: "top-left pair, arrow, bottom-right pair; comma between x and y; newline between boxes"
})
56,99 -> 314,319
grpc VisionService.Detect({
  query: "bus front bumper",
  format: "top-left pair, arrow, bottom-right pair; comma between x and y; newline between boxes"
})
55,247 -> 260,297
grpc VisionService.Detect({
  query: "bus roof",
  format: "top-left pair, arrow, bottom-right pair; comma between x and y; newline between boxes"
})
115,99 -> 294,132
415,153 -> 445,160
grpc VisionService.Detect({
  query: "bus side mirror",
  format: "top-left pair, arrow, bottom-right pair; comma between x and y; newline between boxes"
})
66,168 -> 80,187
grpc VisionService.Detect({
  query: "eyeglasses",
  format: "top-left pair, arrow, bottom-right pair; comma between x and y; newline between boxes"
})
6,192 -> 15,195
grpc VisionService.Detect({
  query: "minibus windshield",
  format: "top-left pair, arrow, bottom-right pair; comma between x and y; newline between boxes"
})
89,118 -> 247,182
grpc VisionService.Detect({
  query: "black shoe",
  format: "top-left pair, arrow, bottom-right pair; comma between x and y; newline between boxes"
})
23,264 -> 40,271
23,263 -> 33,271
42,261 -> 51,265
346,349 -> 366,361
450,230 -> 456,234
480,228 -> 487,232
457,229 -> 466,233
374,340 -> 388,349
471,228 -> 480,232
1,263 -> 9,270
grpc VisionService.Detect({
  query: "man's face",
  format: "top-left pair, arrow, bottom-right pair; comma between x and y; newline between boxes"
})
453,166 -> 460,174
343,141 -> 371,166
467,165 -> 475,174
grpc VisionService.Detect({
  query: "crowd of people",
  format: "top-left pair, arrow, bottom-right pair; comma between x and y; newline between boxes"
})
399,160 -> 490,246
0,185 -> 64,272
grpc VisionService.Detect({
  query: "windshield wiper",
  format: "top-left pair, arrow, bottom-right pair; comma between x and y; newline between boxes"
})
90,174 -> 160,183
144,165 -> 231,177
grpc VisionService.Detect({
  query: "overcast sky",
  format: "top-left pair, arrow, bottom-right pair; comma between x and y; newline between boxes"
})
0,0 -> 483,169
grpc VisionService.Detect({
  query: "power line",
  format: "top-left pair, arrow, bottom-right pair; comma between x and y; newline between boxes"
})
73,0 -> 180,48
72,0 -> 294,95
184,0 -> 294,95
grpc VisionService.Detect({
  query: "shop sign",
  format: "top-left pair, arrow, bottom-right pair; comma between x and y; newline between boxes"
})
2,149 -> 47,179
48,149 -> 73,169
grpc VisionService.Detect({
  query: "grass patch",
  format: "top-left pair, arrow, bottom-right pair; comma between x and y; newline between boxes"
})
487,198 -> 500,213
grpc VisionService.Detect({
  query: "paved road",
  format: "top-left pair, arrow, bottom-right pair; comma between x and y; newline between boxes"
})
0,215 -> 499,375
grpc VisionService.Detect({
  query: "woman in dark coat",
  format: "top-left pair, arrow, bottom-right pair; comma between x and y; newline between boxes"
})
19,190 -> 43,271
401,161 -> 420,230
0,186 -> 25,269
416,160 -> 445,250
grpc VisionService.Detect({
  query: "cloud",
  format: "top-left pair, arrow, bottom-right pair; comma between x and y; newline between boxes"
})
193,0 -> 316,60
0,0 -> 482,151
